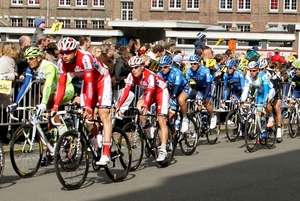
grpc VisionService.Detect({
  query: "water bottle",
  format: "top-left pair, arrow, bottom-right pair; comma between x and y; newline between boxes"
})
149,123 -> 156,139
57,123 -> 68,135
260,116 -> 266,131
261,130 -> 266,138
143,121 -> 151,139
202,114 -> 208,126
97,130 -> 103,148
174,115 -> 181,131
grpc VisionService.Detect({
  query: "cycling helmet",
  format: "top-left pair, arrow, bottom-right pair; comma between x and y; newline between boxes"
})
197,32 -> 206,40
57,37 -> 78,51
258,57 -> 268,69
24,46 -> 43,58
292,61 -> 300,69
248,61 -> 259,69
158,55 -> 172,67
189,54 -> 201,63
225,59 -> 236,68
128,56 -> 144,67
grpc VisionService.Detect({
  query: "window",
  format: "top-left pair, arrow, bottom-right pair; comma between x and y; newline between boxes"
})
11,18 -> 23,26
75,20 -> 87,28
187,0 -> 199,9
219,24 -> 232,31
11,0 -> 23,5
92,20 -> 104,29
121,2 -> 133,21
76,0 -> 87,6
28,0 -> 39,5
238,0 -> 250,10
151,0 -> 163,8
237,24 -> 250,32
58,19 -> 71,28
59,0 -> 70,6
284,0 -> 297,11
219,0 -> 232,10
268,24 -> 278,28
169,0 -> 181,9
93,0 -> 104,7
270,0 -> 278,10
27,18 -> 34,27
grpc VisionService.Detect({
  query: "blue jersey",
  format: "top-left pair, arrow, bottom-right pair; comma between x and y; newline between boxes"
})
157,66 -> 187,100
223,69 -> 245,100
185,65 -> 212,90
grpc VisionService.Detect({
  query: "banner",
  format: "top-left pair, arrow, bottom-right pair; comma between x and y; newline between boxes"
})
0,80 -> 12,94
51,22 -> 63,33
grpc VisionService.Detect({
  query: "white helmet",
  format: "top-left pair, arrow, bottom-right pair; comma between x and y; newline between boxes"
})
248,61 -> 259,69
57,37 -> 78,51
128,56 -> 144,67
258,57 -> 268,69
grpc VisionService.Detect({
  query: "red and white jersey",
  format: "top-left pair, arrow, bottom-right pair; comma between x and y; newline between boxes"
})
117,68 -> 167,108
54,49 -> 110,108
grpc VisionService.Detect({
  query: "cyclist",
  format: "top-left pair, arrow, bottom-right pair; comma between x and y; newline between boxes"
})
51,37 -> 112,166
157,55 -> 195,132
285,61 -> 300,109
116,56 -> 170,162
185,54 -> 217,129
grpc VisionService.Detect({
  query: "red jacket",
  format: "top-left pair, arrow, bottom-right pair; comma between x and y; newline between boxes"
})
271,54 -> 286,64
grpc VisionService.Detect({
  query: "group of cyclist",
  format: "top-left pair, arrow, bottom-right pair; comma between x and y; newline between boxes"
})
6,35 -> 300,165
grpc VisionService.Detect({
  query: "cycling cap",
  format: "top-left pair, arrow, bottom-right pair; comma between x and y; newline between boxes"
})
225,59 -> 236,68
258,58 -> 268,69
292,61 -> 300,69
189,54 -> 201,63
24,46 -> 43,58
128,56 -> 144,67
248,61 -> 259,69
57,37 -> 78,51
196,32 -> 206,40
158,55 -> 172,67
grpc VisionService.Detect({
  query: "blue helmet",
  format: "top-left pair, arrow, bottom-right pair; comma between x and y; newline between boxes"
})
158,55 -> 172,67
189,54 -> 201,63
225,59 -> 236,68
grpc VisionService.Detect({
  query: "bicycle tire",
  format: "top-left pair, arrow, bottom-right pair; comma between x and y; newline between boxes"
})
0,143 -> 4,178
288,109 -> 299,138
266,124 -> 277,149
244,114 -> 258,153
206,113 -> 220,144
10,124 -> 43,178
54,131 -> 89,190
179,115 -> 198,156
104,127 -> 132,182
225,109 -> 242,142
122,122 -> 144,172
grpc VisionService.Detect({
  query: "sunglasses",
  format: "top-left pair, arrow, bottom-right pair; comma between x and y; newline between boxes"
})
25,57 -> 36,61
160,66 -> 169,69
60,50 -> 75,55
190,63 -> 198,65
227,67 -> 234,69
130,66 -> 141,70
249,70 -> 258,72
296,69 -> 300,71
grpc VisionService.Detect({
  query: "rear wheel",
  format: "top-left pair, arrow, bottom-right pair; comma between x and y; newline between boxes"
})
179,115 -> 198,156
225,109 -> 242,142
206,113 -> 220,144
10,124 -> 43,178
266,123 -> 277,149
289,109 -> 299,138
244,114 -> 258,153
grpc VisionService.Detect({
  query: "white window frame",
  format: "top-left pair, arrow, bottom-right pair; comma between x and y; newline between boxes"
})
219,23 -> 232,31
121,2 -> 133,21
75,20 -> 87,28
76,0 -> 87,6
10,18 -> 23,27
27,18 -> 34,27
151,0 -> 164,9
237,24 -> 250,32
92,20 -> 104,29
169,0 -> 181,9
59,0 -> 71,6
28,0 -> 39,5
284,0 -> 297,11
58,19 -> 71,28
186,0 -> 199,10
219,0 -> 232,10
237,0 -> 251,11
11,0 -> 23,5
270,0 -> 278,11
93,0 -> 105,7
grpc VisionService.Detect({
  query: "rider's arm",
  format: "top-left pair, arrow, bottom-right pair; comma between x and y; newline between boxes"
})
53,60 -> 67,111
204,70 -> 212,98
116,73 -> 133,109
14,67 -> 33,104
40,63 -> 56,105
170,70 -> 184,101
262,75 -> 270,105
223,73 -> 229,100
143,74 -> 156,108
81,55 -> 94,109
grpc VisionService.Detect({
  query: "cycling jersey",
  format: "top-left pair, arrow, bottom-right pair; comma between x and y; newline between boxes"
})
286,70 -> 300,98
223,69 -> 245,100
54,49 -> 110,109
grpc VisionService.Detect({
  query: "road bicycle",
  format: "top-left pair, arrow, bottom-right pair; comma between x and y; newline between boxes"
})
122,107 -> 175,171
286,98 -> 300,138
0,143 -> 4,178
53,107 -> 131,190
244,103 -> 277,152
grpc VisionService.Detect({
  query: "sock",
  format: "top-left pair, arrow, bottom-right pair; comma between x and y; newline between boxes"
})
161,144 -> 166,151
103,141 -> 111,156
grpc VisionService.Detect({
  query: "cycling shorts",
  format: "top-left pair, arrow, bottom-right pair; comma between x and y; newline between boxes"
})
140,88 -> 169,116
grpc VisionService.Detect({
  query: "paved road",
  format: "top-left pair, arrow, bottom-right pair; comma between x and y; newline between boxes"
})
1,132 -> 300,201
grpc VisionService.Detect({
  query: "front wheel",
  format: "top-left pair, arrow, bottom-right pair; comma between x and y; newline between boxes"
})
225,109 -> 242,142
10,124 -> 43,178
266,120 -> 277,149
244,114 -> 258,153
289,109 -> 299,138
206,113 -> 220,144
179,115 -> 198,156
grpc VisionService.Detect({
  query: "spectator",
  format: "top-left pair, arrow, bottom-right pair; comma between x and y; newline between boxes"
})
194,32 -> 206,50
98,43 -> 116,85
148,44 -> 164,73
16,35 -> 32,77
139,43 -> 152,55
127,38 -> 141,56
36,33 -> 49,51
78,35 -> 91,51
246,46 -> 260,61
32,17 -> 45,45
141,54 -> 151,68
44,42 -> 60,65
0,43 -> 21,144
271,48 -> 286,64
164,41 -> 175,57
172,54 -> 183,68
92,46 -> 101,58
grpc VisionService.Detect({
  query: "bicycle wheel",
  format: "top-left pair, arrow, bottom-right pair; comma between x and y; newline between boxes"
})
0,143 -> 4,178
266,123 -> 277,149
122,122 -> 144,172
244,114 -> 258,153
104,127 -> 131,182
206,113 -> 220,144
54,131 -> 88,190
289,109 -> 299,138
10,124 -> 43,178
225,109 -> 242,142
179,115 -> 198,156
154,123 -> 175,167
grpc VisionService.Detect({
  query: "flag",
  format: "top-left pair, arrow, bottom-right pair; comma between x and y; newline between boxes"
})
51,22 -> 63,33
215,38 -> 224,46
0,80 -> 12,95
